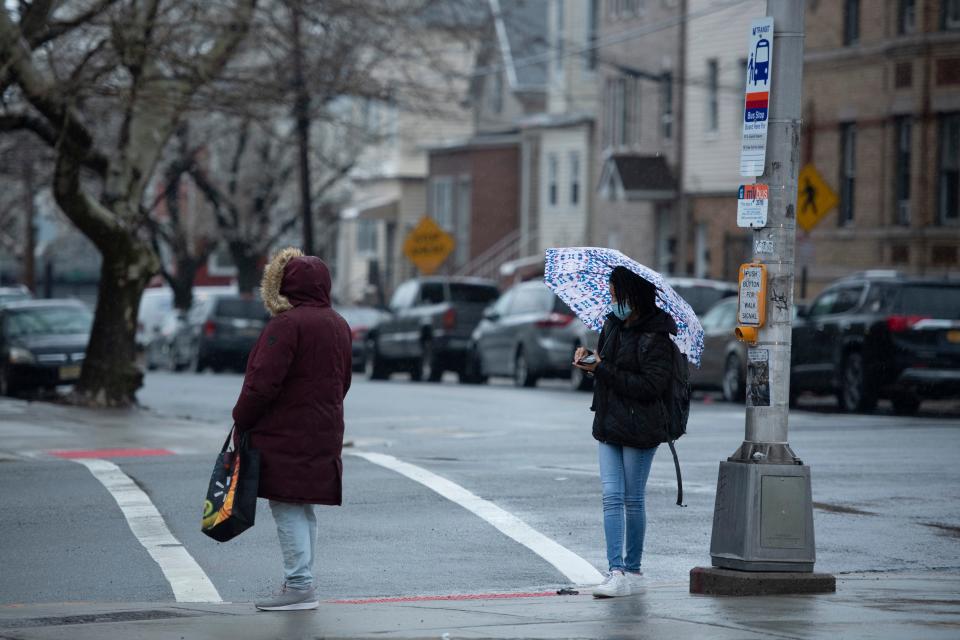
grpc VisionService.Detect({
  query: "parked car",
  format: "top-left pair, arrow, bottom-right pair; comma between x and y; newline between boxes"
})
689,297 -> 747,402
336,306 -> 390,372
144,309 -> 187,371
666,277 -> 737,317
468,280 -> 599,390
791,272 -> 960,414
136,285 -> 236,352
365,277 -> 500,381
0,299 -> 92,395
168,294 -> 268,372
0,286 -> 33,306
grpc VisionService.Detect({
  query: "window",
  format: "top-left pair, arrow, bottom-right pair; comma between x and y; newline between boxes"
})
939,114 -> 960,224
809,291 -> 839,317
430,177 -> 454,230
894,117 -> 912,226
944,0 -> 960,30
547,153 -> 559,206
357,219 -> 378,254
737,57 -> 748,129
389,281 -> 417,311
844,0 -> 859,45
606,77 -> 627,146
706,58 -> 719,133
839,123 -> 857,225
660,71 -> 673,139
554,0 -> 564,80
586,0 -> 599,70
510,286 -> 550,315
456,176 -> 471,265
419,282 -> 445,305
899,0 -> 916,34
490,72 -> 503,114
832,286 -> 864,314
629,76 -> 641,144
569,151 -> 581,205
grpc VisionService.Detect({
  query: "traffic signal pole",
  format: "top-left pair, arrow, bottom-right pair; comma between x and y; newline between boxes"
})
691,0 -> 835,595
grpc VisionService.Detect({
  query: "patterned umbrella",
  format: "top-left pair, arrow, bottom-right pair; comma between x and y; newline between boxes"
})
543,247 -> 704,366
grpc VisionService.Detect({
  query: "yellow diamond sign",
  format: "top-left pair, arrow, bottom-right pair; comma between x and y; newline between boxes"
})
403,217 -> 455,275
797,164 -> 839,232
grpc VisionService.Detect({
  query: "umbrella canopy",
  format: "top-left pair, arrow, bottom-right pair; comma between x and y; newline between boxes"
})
544,247 -> 705,366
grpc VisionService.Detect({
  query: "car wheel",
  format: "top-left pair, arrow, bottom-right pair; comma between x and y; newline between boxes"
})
839,352 -> 877,413
365,338 -> 390,380
891,394 -> 921,416
459,346 -> 488,385
722,354 -> 745,403
419,338 -> 443,383
570,343 -> 592,391
514,348 -> 537,388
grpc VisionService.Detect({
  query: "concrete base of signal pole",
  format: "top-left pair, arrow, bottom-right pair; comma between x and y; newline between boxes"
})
689,566 -> 836,596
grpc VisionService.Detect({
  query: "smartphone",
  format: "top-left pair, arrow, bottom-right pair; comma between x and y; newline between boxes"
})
578,353 -> 597,365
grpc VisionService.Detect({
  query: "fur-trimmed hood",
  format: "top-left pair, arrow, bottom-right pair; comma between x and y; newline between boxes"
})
260,247 -> 332,315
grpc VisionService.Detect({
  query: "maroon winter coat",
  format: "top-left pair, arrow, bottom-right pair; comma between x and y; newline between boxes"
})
232,249 -> 352,504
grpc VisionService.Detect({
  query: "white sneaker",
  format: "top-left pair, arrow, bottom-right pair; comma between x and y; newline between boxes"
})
592,570 -> 632,598
626,571 -> 644,591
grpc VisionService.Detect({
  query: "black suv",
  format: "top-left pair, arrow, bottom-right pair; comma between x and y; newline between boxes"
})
791,272 -> 960,414
365,277 -> 499,382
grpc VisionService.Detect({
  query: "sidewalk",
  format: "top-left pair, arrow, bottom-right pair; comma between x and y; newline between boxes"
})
1,571 -> 958,639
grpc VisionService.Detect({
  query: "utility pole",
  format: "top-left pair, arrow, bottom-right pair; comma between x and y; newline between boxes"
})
675,0 -> 688,276
691,0 -> 835,595
291,0 -> 315,256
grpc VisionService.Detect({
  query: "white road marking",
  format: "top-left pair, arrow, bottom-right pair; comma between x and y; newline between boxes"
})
349,451 -> 603,586
75,458 -> 222,603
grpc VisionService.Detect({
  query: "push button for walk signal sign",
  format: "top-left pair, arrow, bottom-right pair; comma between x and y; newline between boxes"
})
797,164 -> 839,232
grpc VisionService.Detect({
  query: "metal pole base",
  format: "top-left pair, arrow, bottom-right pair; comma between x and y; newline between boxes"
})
728,441 -> 803,465
710,461 -> 816,572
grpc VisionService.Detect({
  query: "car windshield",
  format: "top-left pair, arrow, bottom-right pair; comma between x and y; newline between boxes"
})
338,308 -> 385,328
214,298 -> 267,320
6,306 -> 93,337
673,286 -> 736,316
449,284 -> 499,304
892,285 -> 960,319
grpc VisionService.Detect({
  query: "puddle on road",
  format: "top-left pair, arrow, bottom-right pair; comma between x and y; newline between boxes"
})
813,502 -> 878,516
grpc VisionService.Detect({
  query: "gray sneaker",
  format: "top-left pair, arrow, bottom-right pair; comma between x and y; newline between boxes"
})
255,584 -> 319,611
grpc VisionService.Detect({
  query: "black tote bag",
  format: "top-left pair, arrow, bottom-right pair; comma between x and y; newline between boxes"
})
201,426 -> 260,542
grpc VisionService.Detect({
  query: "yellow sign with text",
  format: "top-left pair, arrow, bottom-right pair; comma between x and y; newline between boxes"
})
797,164 -> 839,232
403,217 -> 455,275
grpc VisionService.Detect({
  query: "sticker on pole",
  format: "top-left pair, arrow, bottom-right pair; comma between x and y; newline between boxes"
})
737,184 -> 769,228
747,348 -> 771,407
740,17 -> 774,177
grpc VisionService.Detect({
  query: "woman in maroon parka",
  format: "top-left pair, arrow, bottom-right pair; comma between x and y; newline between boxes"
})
232,247 -> 351,611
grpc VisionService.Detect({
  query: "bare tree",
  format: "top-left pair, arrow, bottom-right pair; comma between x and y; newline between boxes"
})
0,1 -> 258,406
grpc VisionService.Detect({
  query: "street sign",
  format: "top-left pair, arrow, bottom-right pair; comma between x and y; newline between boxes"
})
737,183 -> 769,228
796,164 -> 839,232
403,217 -> 455,275
740,17 -> 774,177
737,263 -> 767,327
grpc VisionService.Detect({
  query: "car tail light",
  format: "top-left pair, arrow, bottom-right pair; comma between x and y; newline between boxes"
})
535,313 -> 575,329
886,315 -> 929,332
351,326 -> 368,341
204,320 -> 217,337
442,308 -> 457,331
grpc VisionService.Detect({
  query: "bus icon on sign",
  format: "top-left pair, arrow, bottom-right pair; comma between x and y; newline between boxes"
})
753,38 -> 770,84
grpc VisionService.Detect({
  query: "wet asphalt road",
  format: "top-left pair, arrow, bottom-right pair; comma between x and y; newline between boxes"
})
1,370 -> 958,605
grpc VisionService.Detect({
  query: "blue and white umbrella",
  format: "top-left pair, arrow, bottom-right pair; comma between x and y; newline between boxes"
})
543,247 -> 704,366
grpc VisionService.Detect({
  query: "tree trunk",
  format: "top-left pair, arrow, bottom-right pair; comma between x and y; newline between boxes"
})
169,255 -> 199,311
229,240 -> 261,295
72,238 -> 156,407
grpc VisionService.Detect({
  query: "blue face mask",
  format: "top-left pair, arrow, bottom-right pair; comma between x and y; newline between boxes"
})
612,302 -> 632,321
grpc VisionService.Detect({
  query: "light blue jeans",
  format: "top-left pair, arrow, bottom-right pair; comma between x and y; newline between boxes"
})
598,442 -> 658,573
269,500 -> 317,590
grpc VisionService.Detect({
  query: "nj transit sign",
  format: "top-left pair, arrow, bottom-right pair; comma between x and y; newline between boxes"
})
740,18 -> 774,177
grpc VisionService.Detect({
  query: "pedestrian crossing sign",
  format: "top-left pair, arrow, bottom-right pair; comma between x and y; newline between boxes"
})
797,164 -> 839,232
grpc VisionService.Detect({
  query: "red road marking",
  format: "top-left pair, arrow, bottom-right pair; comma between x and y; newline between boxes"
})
330,591 -> 559,605
49,448 -> 174,459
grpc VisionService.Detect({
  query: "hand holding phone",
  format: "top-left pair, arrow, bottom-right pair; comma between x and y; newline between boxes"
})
578,353 -> 598,365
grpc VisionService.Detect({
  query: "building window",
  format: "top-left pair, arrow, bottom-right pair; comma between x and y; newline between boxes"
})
839,123 -> 857,225
939,113 -> 960,224
844,0 -> 859,45
707,58 -> 719,133
895,117 -> 912,226
631,77 -> 642,145
548,153 -> 559,206
357,219 -> 378,254
569,151 -> 580,205
430,177 -> 454,231
605,77 -> 627,147
586,0 -> 599,70
490,72 -> 503,114
737,57 -> 748,129
553,0 -> 564,80
660,71 -> 673,140
899,0 -> 916,34
944,0 -> 960,30
456,176 -> 471,265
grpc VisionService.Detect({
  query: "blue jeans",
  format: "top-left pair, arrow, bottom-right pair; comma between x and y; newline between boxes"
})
269,500 -> 318,590
598,442 -> 658,573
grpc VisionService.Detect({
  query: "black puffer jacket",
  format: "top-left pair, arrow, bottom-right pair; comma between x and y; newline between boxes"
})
591,309 -> 677,450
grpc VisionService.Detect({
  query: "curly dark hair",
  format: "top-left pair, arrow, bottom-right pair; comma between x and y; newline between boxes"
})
609,266 -> 657,316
